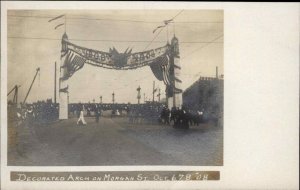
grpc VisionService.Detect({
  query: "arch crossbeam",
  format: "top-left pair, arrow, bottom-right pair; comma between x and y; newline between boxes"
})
62,35 -> 170,71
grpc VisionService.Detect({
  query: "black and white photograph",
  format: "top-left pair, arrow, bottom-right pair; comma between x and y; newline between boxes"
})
7,9 -> 224,166
1,2 -> 299,190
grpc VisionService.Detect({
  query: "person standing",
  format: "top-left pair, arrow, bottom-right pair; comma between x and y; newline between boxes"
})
77,106 -> 87,126
95,108 -> 100,123
170,107 -> 176,125
25,105 -> 35,127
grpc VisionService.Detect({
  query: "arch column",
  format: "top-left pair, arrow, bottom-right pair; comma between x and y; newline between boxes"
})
170,35 -> 182,109
59,33 -> 69,120
173,55 -> 182,108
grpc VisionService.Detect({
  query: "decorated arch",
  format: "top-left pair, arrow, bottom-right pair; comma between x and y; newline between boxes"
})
59,33 -> 182,119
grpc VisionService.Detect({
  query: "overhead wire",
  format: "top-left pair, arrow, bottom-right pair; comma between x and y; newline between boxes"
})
7,14 -> 222,24
142,9 -> 184,51
181,34 -> 223,60
7,36 -> 223,44
8,11 -> 223,103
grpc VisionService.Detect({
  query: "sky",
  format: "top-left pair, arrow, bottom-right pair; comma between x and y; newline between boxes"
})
7,10 -> 223,104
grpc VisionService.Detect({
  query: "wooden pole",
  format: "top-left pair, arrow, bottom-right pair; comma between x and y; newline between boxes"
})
137,86 -> 141,104
23,68 -> 40,104
54,62 -> 57,104
158,88 -> 161,102
152,81 -> 155,102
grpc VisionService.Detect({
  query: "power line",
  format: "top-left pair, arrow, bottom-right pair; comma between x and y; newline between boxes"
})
143,28 -> 164,50
8,14 -> 160,23
171,9 -> 184,20
143,10 -> 184,51
7,14 -> 222,24
182,34 -> 223,60
7,36 -> 223,44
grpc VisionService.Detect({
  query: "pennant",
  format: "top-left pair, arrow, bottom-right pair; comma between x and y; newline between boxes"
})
48,14 -> 65,22
55,23 -> 65,30
153,25 -> 165,33
153,19 -> 173,34
163,19 -> 173,25
59,86 -> 69,93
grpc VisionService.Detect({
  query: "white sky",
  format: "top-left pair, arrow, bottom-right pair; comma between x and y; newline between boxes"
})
7,10 -> 223,104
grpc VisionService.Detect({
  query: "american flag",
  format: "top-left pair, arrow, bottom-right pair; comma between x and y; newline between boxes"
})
161,55 -> 171,86
62,50 -> 86,79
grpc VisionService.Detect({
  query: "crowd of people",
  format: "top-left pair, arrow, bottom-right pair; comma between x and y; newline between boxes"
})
69,103 -> 129,118
7,99 -> 59,127
128,105 -> 209,129
160,107 -> 205,129
8,100 -> 221,129
128,103 -> 163,124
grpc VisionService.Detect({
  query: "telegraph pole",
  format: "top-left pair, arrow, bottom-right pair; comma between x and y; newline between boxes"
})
112,92 -> 115,104
54,62 -> 57,104
14,85 -> 18,105
100,96 -> 102,104
137,86 -> 141,104
152,81 -> 155,102
23,68 -> 40,104
143,93 -> 145,103
157,88 -> 161,102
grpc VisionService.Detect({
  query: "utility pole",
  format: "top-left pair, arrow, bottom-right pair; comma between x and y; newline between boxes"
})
143,93 -> 145,103
54,62 -> 57,104
157,88 -> 161,102
7,85 -> 20,105
152,81 -> 155,102
137,86 -> 141,104
112,92 -> 115,104
216,66 -> 218,79
23,68 -> 40,104
14,85 -> 18,105
100,96 -> 102,104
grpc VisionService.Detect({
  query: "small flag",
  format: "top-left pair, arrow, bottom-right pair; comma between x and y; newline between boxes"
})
55,23 -> 64,30
48,14 -> 65,22
153,19 -> 173,33
59,86 -> 68,93
152,25 -> 165,33
163,19 -> 173,25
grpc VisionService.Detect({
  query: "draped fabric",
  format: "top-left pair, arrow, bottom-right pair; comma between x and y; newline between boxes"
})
149,55 -> 171,86
61,50 -> 85,80
62,38 -> 169,71
60,33 -> 173,92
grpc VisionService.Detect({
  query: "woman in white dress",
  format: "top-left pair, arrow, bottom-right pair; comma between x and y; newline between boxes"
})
77,107 -> 87,126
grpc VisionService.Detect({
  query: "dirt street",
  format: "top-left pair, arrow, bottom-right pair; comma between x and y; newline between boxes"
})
8,116 -> 223,166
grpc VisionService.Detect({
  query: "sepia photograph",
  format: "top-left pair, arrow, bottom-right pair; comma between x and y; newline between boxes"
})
7,10 -> 224,166
2,2 -> 299,190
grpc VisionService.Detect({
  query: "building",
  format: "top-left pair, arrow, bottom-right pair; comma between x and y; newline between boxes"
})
183,76 -> 224,120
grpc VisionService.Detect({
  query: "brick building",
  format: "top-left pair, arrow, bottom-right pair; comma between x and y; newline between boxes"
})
183,76 -> 224,121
